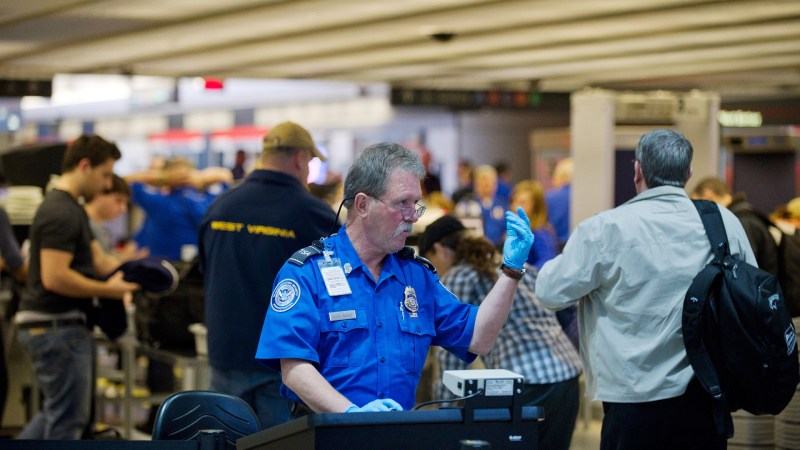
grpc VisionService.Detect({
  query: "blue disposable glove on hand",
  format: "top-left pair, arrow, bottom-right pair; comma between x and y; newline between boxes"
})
345,398 -> 404,413
502,207 -> 535,270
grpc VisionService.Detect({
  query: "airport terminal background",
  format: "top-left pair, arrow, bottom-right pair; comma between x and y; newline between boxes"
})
0,76 -> 799,448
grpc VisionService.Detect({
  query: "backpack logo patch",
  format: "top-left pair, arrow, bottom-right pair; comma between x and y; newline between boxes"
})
786,324 -> 797,356
769,293 -> 780,310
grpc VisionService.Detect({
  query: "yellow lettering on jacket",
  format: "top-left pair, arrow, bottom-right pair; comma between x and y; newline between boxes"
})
246,225 -> 296,239
210,221 -> 244,232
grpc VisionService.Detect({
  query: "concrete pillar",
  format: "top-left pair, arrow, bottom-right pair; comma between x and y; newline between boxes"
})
674,91 -> 721,187
570,89 -> 616,228
569,89 -> 719,231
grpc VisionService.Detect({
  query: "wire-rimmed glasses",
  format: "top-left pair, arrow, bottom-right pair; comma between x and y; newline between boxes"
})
369,195 -> 426,220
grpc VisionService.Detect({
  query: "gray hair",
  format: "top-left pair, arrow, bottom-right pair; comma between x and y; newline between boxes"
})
343,142 -> 425,208
634,129 -> 693,188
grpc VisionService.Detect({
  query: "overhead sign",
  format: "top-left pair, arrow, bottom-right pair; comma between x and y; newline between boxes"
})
0,79 -> 52,97
718,110 -> 763,128
391,88 -> 558,109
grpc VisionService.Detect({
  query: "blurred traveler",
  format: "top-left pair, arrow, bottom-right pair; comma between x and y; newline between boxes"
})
0,207 -> 27,283
509,180 -> 558,270
545,157 -> 573,249
308,173 -> 344,212
126,158 -> 231,261
771,198 -> 800,236
0,205 -> 26,427
772,198 -> 800,316
451,159 -> 474,205
199,121 -> 336,428
455,164 -> 509,246
494,161 -> 512,199
419,146 -> 442,197
232,149 -> 248,181
537,130 -> 755,450
15,135 -> 140,439
84,173 -> 147,261
691,176 -> 778,275
510,179 -> 579,350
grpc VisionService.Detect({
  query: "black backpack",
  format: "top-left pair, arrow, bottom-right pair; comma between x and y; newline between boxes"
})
682,200 -> 799,438
134,258 -> 205,351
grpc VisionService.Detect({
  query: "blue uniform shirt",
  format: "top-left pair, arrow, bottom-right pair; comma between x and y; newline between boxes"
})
527,227 -> 558,270
545,183 -> 571,245
132,183 -> 223,260
481,194 -> 509,246
255,226 -> 479,410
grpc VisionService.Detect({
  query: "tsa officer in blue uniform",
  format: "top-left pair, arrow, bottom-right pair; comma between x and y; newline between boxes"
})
255,142 -> 534,413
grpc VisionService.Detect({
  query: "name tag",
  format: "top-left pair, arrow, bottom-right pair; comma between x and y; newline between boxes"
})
329,310 -> 356,322
318,258 -> 352,297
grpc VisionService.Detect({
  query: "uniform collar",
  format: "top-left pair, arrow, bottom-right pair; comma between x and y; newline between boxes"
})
329,226 -> 405,284
247,169 -> 304,189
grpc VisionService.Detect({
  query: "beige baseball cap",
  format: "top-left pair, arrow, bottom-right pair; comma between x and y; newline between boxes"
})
787,197 -> 800,218
262,121 -> 326,162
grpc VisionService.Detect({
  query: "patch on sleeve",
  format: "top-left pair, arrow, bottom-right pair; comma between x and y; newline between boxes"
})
270,279 -> 302,312
288,243 -> 323,266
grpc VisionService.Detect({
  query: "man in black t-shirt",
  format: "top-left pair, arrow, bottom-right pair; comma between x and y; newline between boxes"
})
15,135 -> 140,440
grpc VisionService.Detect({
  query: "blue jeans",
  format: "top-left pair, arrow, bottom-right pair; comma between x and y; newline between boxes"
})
210,367 -> 291,429
17,324 -> 93,439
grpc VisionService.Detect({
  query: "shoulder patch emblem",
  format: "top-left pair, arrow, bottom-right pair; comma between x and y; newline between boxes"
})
288,243 -> 324,266
271,279 -> 302,312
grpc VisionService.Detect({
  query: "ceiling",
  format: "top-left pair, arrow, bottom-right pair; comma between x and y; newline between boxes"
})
1,0 -> 800,102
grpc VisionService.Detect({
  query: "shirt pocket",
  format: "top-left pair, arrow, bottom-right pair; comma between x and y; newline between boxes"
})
396,310 -> 435,373
318,309 -> 368,368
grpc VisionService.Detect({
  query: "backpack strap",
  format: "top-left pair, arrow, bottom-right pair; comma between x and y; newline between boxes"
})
683,264 -> 734,438
687,200 -> 735,437
692,200 -> 730,263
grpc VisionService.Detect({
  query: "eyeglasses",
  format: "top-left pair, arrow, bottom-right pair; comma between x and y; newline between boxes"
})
369,195 -> 426,220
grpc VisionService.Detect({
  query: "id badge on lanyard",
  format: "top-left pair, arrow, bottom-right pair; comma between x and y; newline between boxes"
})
318,251 -> 352,296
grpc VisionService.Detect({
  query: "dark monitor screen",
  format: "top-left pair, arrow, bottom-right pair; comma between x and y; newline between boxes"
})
0,142 -> 66,191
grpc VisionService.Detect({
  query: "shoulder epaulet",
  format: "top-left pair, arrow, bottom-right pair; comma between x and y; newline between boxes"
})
288,240 -> 325,266
397,246 -> 437,274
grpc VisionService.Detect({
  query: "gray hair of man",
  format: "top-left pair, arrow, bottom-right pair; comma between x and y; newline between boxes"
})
635,129 -> 693,188
343,142 -> 426,209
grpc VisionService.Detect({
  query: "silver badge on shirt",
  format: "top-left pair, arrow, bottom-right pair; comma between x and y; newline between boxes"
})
404,286 -> 419,318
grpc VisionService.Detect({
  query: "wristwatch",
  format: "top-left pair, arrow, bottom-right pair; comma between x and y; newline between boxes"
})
500,264 -> 525,280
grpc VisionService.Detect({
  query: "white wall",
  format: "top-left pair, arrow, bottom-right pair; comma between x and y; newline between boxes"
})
458,109 -> 570,187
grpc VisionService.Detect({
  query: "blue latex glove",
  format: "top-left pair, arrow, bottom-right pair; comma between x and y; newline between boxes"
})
502,207 -> 535,270
345,398 -> 404,412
